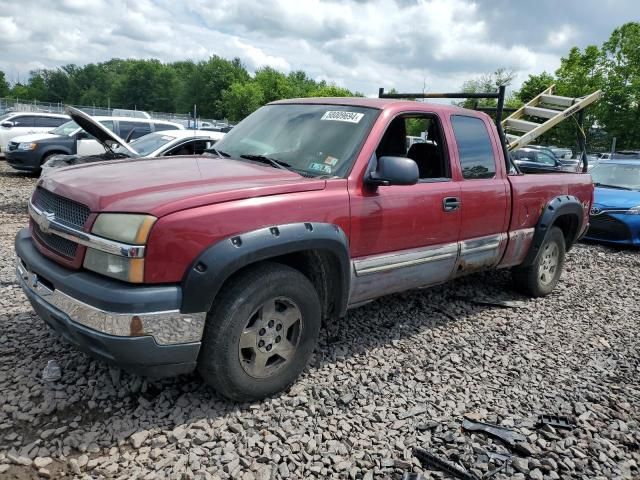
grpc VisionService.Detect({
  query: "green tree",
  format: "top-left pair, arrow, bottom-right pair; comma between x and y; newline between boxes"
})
517,72 -> 555,103
599,22 -> 640,149
308,82 -> 353,97
221,82 -> 265,121
0,71 -> 9,97
254,67 -> 292,103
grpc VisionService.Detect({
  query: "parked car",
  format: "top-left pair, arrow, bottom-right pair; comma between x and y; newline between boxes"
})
0,112 -> 68,156
15,97 -> 593,401
41,110 -> 225,173
599,151 -> 640,160
527,145 -> 580,171
5,110 -> 183,172
511,147 -> 570,173
584,160 -> 640,246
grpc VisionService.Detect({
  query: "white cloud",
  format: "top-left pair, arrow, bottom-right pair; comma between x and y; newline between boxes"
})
0,0 -> 633,95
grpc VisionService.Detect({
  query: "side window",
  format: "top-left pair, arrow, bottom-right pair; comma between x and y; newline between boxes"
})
35,117 -> 66,128
451,115 -> 496,180
154,123 -> 180,132
376,114 -> 450,180
11,116 -> 35,127
99,120 -> 115,132
119,121 -> 152,140
537,152 -> 557,166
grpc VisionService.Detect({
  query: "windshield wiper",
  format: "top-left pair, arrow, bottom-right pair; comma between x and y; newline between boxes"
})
207,147 -> 230,158
239,154 -> 293,171
594,182 -> 633,190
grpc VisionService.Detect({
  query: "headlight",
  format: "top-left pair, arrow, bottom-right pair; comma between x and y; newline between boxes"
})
83,249 -> 145,283
627,206 -> 640,215
83,213 -> 156,282
91,213 -> 156,244
17,142 -> 37,151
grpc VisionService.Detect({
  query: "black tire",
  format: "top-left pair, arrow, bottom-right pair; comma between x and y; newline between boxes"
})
197,262 -> 321,401
512,226 -> 566,297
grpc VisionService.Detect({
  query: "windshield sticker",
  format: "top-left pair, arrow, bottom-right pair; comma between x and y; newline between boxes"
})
309,162 -> 332,174
324,155 -> 339,166
321,111 -> 364,123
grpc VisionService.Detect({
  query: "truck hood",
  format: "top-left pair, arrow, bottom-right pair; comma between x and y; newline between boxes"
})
593,186 -> 640,210
65,106 -> 138,156
10,132 -> 60,143
39,155 -> 326,217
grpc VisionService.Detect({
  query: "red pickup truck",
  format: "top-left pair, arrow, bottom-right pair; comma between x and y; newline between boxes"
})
15,98 -> 593,401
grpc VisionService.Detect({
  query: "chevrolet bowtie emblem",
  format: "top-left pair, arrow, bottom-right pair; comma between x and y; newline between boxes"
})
36,210 -> 56,233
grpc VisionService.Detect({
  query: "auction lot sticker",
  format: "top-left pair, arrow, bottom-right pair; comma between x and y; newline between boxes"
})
321,111 -> 364,123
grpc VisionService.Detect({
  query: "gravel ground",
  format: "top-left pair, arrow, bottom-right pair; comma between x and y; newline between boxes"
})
0,161 -> 638,480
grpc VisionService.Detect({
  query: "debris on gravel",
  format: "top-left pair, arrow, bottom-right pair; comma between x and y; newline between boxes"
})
0,163 -> 638,479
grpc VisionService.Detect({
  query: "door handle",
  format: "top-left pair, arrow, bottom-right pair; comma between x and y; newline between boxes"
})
442,197 -> 461,211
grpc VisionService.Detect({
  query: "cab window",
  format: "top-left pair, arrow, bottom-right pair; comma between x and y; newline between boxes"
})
375,114 -> 450,180
451,115 -> 496,179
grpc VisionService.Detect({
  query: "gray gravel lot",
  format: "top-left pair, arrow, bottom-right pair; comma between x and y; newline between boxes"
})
0,161 -> 638,479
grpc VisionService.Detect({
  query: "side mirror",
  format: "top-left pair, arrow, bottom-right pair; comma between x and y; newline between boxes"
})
76,130 -> 89,139
1,121 -> 14,128
366,156 -> 419,187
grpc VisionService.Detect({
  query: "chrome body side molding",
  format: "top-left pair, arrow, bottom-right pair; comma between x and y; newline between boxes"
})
348,232 -> 514,307
454,233 -> 508,276
349,242 -> 458,306
497,227 -> 535,268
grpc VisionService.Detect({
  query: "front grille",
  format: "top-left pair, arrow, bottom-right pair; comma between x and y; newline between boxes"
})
8,141 -> 18,151
588,213 -> 632,241
32,187 -> 90,229
32,222 -> 78,258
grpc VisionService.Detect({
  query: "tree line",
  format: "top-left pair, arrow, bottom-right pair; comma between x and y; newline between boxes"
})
0,58 -> 357,122
0,22 -> 638,149
457,22 -> 640,151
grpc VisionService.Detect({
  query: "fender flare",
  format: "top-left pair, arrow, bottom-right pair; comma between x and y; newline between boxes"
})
180,222 -> 351,316
521,195 -> 584,267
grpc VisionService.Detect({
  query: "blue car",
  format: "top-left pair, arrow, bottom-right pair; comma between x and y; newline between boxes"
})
585,160 -> 640,246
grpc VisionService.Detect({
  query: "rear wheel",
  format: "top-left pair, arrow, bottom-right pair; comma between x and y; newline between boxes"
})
512,226 -> 566,297
197,262 -> 321,401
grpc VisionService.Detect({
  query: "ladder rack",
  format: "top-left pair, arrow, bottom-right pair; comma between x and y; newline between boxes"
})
502,85 -> 602,150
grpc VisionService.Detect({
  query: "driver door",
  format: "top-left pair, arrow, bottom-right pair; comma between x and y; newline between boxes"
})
348,114 -> 461,305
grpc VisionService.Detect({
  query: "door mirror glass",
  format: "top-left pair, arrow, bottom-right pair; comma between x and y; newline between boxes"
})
366,156 -> 419,187
1,121 -> 14,128
76,130 -> 89,139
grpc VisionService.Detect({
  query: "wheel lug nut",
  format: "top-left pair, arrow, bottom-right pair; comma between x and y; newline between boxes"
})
276,324 -> 282,331
266,344 -> 272,351
268,320 -> 274,328
275,336 -> 281,343
259,328 -> 266,336
258,340 -> 265,347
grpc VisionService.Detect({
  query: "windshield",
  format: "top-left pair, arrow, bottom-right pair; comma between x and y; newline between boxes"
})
52,120 -> 81,136
0,113 -> 13,122
591,163 -> 640,190
212,104 -> 379,177
115,132 -> 176,156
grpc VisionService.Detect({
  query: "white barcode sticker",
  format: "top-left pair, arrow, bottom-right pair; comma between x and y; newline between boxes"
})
320,111 -> 364,123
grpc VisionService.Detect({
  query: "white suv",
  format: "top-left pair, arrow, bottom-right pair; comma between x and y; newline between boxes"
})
0,112 -> 69,156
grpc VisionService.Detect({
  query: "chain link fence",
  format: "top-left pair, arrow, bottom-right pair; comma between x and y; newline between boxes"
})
0,97 -> 231,128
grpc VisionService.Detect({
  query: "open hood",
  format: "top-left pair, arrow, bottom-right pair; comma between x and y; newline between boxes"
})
64,106 -> 138,156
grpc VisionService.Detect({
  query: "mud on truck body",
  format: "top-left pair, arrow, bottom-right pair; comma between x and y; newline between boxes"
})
16,93 -> 593,401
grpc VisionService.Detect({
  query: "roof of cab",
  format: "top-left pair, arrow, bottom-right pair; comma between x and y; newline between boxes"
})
270,96 -> 483,116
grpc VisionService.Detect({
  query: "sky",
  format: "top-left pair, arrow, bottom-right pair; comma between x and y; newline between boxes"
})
0,0 -> 638,96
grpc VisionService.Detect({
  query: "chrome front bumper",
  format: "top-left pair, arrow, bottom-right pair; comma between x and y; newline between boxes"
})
16,256 -> 206,345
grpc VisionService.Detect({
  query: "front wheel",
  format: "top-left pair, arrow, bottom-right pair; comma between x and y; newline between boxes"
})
512,226 -> 566,297
197,262 -> 321,401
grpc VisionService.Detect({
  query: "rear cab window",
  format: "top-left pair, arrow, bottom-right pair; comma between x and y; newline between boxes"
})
450,115 -> 496,179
